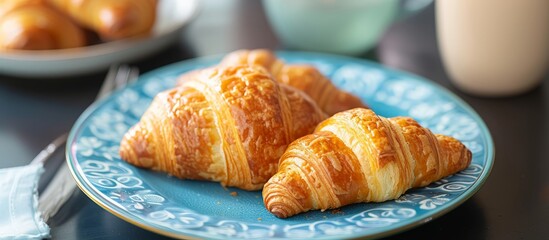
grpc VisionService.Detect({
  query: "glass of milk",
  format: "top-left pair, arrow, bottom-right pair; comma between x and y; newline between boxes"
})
436,0 -> 549,96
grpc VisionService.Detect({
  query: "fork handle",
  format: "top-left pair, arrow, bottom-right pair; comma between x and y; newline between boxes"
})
30,133 -> 68,165
37,64 -> 139,222
38,164 -> 76,222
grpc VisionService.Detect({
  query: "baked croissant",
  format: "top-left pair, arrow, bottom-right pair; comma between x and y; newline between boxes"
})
180,49 -> 367,116
120,65 -> 327,190
47,0 -> 157,40
263,108 -> 472,218
0,0 -> 86,50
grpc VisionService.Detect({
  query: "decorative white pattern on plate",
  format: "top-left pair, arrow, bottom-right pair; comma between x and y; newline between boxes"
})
67,52 -> 494,239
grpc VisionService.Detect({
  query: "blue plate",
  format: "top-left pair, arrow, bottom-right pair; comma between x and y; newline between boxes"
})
67,52 -> 494,239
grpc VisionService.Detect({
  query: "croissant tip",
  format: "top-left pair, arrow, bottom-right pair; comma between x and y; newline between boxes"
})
464,147 -> 473,166
263,181 -> 301,219
118,125 -> 156,169
269,207 -> 289,219
119,135 -> 135,162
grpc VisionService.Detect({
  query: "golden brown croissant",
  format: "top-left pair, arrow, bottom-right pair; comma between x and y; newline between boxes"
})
120,65 -> 327,190
180,49 -> 367,116
263,108 -> 472,218
47,0 -> 157,40
0,0 -> 86,50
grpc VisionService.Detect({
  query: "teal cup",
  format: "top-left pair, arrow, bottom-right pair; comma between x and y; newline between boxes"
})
262,0 -> 430,55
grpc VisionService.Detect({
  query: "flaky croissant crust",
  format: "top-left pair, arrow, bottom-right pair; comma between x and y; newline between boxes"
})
120,65 -> 326,190
263,108 -> 472,218
180,49 -> 367,116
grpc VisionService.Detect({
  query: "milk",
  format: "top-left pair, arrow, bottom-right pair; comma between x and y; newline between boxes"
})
436,0 -> 549,96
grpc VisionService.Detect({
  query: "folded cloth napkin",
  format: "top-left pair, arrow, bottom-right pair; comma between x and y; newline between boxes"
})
0,164 -> 50,240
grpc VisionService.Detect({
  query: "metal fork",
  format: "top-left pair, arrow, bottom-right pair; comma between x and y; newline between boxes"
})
35,65 -> 139,222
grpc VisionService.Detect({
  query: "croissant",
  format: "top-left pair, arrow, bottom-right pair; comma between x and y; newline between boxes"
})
0,0 -> 86,50
46,0 -> 157,40
179,49 -> 367,116
120,65 -> 327,190
263,108 -> 472,218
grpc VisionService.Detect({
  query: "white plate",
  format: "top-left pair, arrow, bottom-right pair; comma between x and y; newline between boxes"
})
0,0 -> 199,78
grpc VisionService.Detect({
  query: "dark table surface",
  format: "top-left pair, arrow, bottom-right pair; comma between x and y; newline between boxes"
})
1,1 -> 547,239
